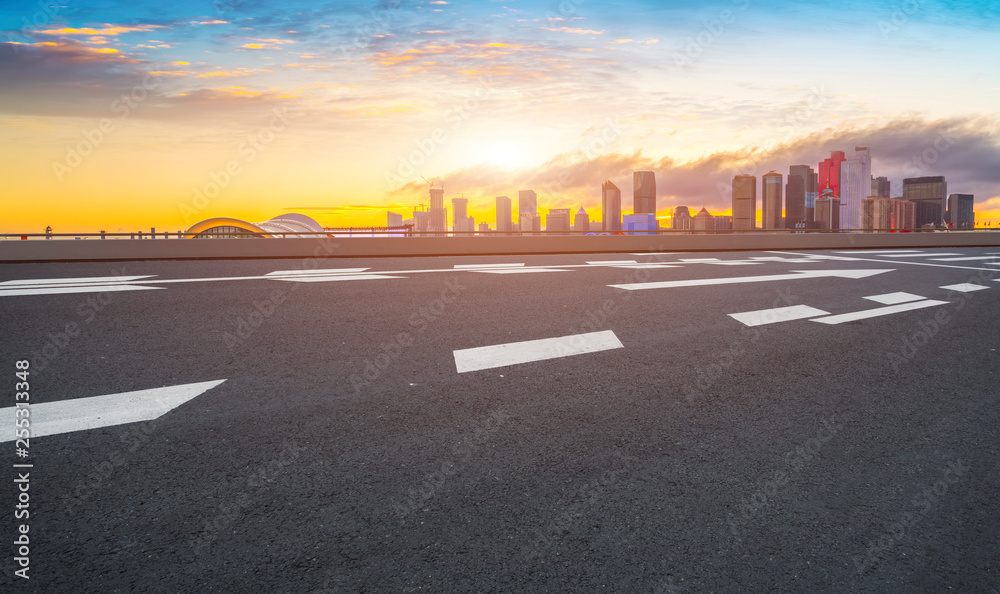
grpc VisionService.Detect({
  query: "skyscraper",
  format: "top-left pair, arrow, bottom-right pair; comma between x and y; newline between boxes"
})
693,208 -> 715,232
732,174 -> 757,230
672,206 -> 693,231
839,147 -> 871,231
495,196 -> 512,234
518,189 -> 539,234
574,207 -> 590,233
762,171 -> 783,230
602,180 -> 622,231
815,189 -> 840,230
387,211 -> 403,227
862,197 -> 915,231
633,171 -> 656,214
947,193 -> 974,229
452,197 -> 469,233
903,176 -> 947,227
787,165 -> 816,226
428,182 -> 446,233
546,208 -> 571,233
819,151 -> 847,197
872,176 -> 891,198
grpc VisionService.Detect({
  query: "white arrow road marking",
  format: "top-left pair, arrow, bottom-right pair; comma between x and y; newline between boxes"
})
453,263 -> 525,269
864,292 -> 925,305
941,283 -> 991,293
810,300 -> 949,325
0,285 -> 163,297
609,269 -> 894,291
930,256 -> 999,261
1,379 -> 226,442
454,330 -> 623,373
729,305 -> 830,327
0,276 -> 156,286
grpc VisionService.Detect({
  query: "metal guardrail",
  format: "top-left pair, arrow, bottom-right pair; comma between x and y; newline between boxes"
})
3,227 -> 994,239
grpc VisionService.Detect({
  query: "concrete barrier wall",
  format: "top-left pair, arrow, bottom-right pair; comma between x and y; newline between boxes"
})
2,232 -> 1000,262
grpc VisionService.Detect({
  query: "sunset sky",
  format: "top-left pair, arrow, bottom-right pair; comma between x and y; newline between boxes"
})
2,0 -> 998,233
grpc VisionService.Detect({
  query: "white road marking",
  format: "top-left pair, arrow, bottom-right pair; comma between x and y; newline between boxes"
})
586,260 -> 639,265
864,292 -> 925,305
266,268 -> 370,276
613,264 -> 680,269
454,330 -> 623,373
771,251 -> 1000,272
609,269 -> 894,291
679,258 -> 720,262
453,263 -> 525,269
1,379 -> 226,442
630,252 -> 680,256
940,283 -> 991,293
810,300 -> 948,325
0,285 -> 162,297
868,253 -> 963,258
275,274 -> 405,283
470,268 -> 569,274
704,261 -> 763,266
930,256 -> 1000,262
0,275 -> 155,286
728,305 -> 830,327
833,250 -> 922,254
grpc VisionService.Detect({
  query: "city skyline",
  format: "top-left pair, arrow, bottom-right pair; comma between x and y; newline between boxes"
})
2,1 -> 999,233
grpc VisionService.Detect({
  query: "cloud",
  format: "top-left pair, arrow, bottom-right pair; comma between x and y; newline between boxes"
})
34,24 -> 168,36
541,27 -> 605,35
387,116 -> 1000,219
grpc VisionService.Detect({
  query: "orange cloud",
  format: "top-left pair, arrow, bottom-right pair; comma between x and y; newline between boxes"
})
36,24 -> 167,36
542,27 -> 605,35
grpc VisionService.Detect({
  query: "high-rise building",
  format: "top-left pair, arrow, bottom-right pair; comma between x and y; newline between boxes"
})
412,210 -> 429,232
478,222 -> 490,233
715,215 -> 733,232
452,198 -> 469,233
387,211 -> 403,227
787,165 -> 816,227
947,193 -> 975,229
819,151 -> 847,198
518,189 -> 537,217
546,208 -> 571,233
672,206 -> 693,230
862,196 -> 915,231
815,189 -> 841,230
903,176 -> 947,227
762,171 -> 783,230
495,196 -> 512,234
872,176 -> 891,198
602,181 -> 622,231
732,174 -> 757,230
574,207 -> 590,233
693,208 -> 715,232
623,213 -> 657,235
838,147 -> 871,231
633,171 -> 656,214
428,182 -> 446,233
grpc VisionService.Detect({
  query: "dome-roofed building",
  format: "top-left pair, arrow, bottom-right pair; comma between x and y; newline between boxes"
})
184,213 -> 326,239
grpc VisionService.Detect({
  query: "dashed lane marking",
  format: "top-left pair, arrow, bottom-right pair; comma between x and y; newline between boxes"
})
728,305 -> 830,327
454,330 -> 623,373
810,300 -> 949,325
863,292 -> 926,305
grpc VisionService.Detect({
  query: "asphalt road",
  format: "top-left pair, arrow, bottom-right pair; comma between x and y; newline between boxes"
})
2,247 -> 999,593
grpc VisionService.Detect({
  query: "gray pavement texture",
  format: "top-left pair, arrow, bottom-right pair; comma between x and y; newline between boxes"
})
1,248 -> 999,593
